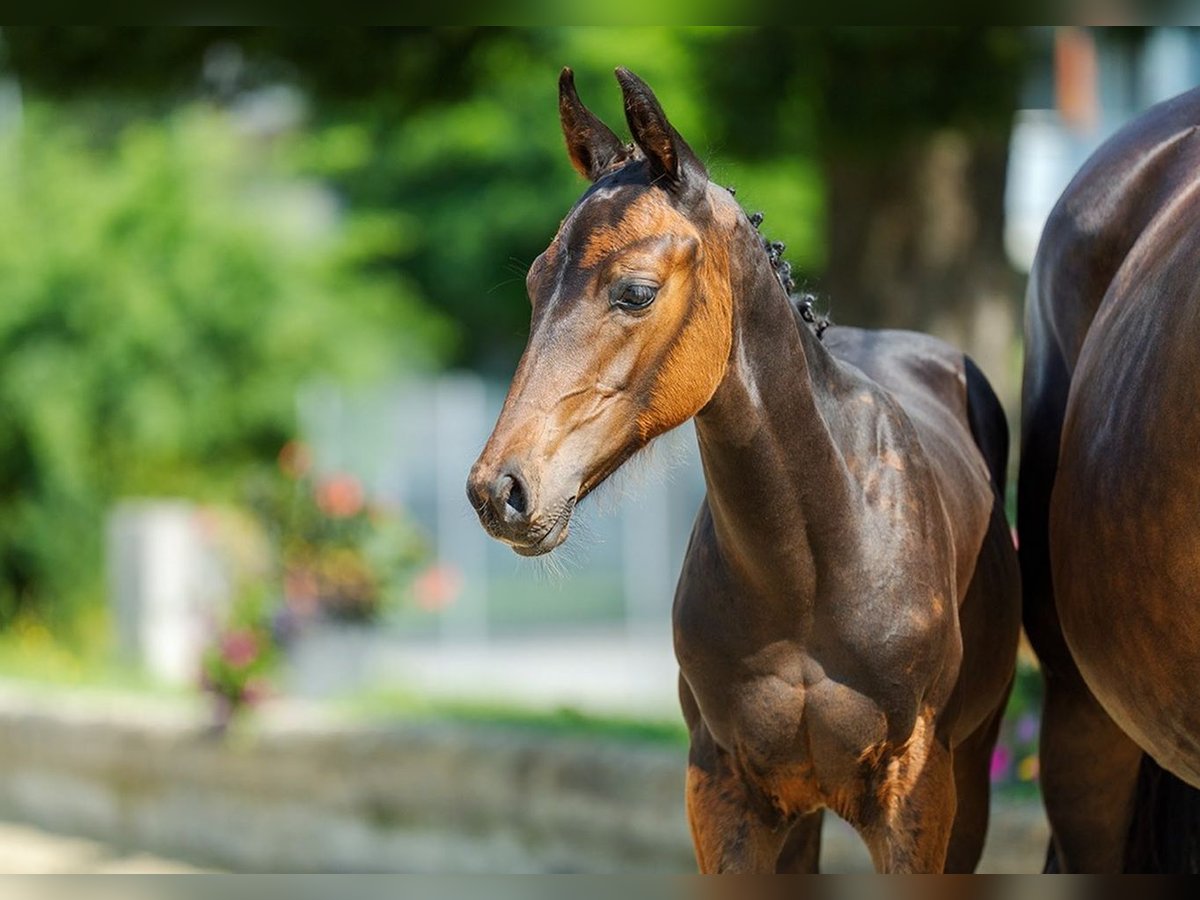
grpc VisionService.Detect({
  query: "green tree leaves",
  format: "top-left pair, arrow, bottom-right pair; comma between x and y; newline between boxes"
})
0,105 -> 449,623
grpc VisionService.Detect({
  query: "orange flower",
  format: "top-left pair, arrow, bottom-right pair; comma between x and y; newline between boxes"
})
316,474 -> 364,518
278,440 -> 312,479
413,563 -> 463,612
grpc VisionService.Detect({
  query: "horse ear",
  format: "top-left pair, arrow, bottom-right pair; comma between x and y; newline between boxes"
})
614,67 -> 707,201
559,67 -> 627,181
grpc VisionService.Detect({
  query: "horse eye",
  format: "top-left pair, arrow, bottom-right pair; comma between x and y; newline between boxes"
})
614,283 -> 658,311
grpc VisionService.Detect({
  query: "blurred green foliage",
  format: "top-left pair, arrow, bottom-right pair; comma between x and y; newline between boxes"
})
0,104 -> 450,626
287,27 -> 827,372
0,27 -> 1025,627
1,27 -> 1024,373
340,687 -> 690,747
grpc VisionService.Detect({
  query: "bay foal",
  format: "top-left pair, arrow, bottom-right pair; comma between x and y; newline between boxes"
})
467,68 -> 1020,873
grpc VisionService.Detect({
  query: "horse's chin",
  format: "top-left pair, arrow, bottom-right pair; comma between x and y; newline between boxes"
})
508,498 -> 575,557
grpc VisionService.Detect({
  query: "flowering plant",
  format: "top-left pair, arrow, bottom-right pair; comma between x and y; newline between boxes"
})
252,440 -> 428,624
989,660 -> 1042,794
199,589 -> 278,731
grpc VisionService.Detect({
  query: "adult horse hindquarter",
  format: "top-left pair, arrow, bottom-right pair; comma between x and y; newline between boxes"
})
1020,87 -> 1200,872
468,68 -> 1020,873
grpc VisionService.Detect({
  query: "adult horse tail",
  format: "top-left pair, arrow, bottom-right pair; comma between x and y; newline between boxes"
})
1123,756 -> 1200,872
962,354 -> 1008,499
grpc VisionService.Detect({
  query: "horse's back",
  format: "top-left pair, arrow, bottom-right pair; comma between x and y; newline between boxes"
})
1029,86 -> 1200,376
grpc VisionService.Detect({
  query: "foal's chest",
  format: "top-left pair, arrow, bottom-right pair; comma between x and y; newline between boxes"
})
672,500 -> 948,825
680,644 -> 913,820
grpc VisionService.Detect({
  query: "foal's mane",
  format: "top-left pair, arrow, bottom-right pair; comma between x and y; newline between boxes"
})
744,204 -> 830,339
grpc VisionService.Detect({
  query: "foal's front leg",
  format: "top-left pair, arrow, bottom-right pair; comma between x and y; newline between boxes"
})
685,736 -> 788,873
860,719 -> 957,873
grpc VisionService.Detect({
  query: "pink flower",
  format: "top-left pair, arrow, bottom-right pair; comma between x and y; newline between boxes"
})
990,745 -> 1012,783
285,567 -> 320,615
220,629 -> 259,669
316,474 -> 364,518
193,506 -> 221,540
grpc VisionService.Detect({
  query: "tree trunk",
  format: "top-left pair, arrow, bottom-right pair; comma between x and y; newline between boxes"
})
823,131 -> 1023,408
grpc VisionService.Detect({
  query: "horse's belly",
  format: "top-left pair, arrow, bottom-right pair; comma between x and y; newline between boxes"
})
1052,497 -> 1200,783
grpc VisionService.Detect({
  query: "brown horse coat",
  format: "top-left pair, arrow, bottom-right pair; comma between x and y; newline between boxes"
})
1020,86 -> 1200,872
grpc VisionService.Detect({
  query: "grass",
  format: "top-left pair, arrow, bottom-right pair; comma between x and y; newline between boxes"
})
0,608 -> 175,696
0,611 -> 690,746
339,687 -> 688,746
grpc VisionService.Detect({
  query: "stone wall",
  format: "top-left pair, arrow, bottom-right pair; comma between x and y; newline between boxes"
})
0,688 -> 693,873
0,686 -> 1046,873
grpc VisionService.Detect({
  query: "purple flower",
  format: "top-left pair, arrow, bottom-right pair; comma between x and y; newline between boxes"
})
271,606 -> 303,648
1016,713 -> 1039,744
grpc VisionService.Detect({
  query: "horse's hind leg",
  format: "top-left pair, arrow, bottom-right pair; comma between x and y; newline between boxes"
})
775,810 -> 823,873
1038,668 -> 1142,871
944,686 -> 1008,872
1019,336 -> 1141,871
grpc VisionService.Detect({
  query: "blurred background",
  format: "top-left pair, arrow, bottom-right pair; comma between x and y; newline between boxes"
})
0,26 -> 1193,873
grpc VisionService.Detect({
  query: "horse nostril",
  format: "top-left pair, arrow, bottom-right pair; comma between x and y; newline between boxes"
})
504,474 -> 528,517
478,467 -> 532,527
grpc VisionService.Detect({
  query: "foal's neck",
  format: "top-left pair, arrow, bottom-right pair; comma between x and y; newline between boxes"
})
692,218 -> 863,592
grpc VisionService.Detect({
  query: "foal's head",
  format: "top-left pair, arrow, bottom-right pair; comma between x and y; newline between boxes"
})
467,67 -> 744,556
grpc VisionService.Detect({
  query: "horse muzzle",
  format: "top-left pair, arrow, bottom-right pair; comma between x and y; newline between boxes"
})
466,461 -> 576,556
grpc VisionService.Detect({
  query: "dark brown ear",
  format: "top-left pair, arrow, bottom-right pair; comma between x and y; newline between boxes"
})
614,66 -> 707,201
559,67 -> 627,181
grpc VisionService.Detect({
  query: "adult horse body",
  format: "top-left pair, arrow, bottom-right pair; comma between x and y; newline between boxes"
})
1020,87 -> 1200,872
468,68 -> 1020,873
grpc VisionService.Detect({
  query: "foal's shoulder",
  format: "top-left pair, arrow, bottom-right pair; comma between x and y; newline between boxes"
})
822,327 -> 998,584
820,325 -> 992,490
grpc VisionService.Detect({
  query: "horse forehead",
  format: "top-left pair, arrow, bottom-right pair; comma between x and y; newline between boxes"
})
560,188 -> 698,268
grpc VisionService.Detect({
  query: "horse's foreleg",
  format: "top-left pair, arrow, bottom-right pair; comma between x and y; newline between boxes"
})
685,743 -> 787,873
944,683 -> 1009,872
774,809 -> 823,873
860,717 -> 957,873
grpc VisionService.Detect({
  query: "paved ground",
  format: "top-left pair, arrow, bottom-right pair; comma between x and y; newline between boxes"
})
0,821 -> 212,873
0,811 -> 1044,873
